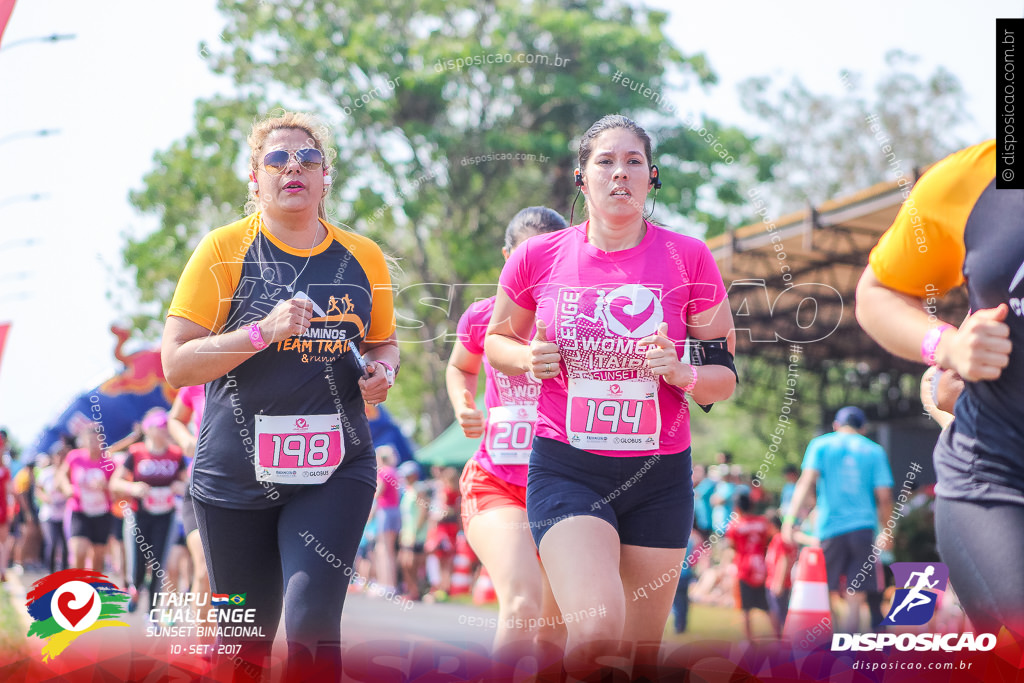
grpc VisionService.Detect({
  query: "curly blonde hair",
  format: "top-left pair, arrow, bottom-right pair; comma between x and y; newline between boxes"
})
245,110 -> 337,220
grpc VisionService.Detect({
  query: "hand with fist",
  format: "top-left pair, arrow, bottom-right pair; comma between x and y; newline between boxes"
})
936,304 -> 1012,382
530,319 -> 561,379
456,390 -> 485,438
640,322 -> 694,388
258,298 -> 314,345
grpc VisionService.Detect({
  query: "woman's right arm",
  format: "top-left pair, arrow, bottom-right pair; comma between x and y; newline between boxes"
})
56,460 -> 73,498
856,268 -> 1011,382
167,393 -> 196,458
445,341 -> 485,438
110,464 -> 144,499
484,290 -> 557,378
161,299 -> 313,388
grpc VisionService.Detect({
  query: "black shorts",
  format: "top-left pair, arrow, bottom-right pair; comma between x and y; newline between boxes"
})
69,512 -> 112,545
821,527 -> 882,593
110,514 -> 124,541
526,436 -> 693,549
739,580 -> 769,612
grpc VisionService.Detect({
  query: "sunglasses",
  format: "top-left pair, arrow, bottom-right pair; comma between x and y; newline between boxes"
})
261,147 -> 324,175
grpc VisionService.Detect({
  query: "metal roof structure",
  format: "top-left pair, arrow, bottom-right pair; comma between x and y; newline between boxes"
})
707,175 -> 968,375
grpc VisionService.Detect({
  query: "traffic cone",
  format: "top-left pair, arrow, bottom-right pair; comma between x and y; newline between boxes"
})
450,533 -> 474,596
473,567 -> 498,605
783,547 -> 832,649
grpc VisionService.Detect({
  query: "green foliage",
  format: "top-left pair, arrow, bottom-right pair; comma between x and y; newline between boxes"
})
120,95 -> 267,338
690,354 -> 818,490
122,0 -> 773,441
738,49 -> 970,213
891,500 -> 939,564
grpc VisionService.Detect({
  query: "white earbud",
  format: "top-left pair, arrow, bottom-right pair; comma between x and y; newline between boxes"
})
248,181 -> 259,193
323,175 -> 333,186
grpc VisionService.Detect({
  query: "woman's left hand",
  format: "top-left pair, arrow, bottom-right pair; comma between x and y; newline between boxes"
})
641,323 -> 689,386
359,362 -> 391,406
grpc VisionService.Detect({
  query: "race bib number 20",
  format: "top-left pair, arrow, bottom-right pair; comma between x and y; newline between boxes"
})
486,405 -> 537,465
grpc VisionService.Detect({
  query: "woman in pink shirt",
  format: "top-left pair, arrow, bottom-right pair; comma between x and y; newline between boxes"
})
372,446 -> 402,594
57,423 -> 114,571
486,115 -> 737,671
447,207 -> 567,655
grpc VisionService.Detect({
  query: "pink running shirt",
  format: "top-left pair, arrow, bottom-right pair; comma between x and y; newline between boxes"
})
497,221 -> 726,457
457,296 -> 539,487
65,448 -> 113,515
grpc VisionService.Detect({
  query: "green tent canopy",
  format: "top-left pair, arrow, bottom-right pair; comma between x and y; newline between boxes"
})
415,419 -> 484,467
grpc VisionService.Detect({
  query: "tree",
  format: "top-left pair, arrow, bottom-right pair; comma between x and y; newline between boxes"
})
121,0 -> 774,441
738,49 -> 971,213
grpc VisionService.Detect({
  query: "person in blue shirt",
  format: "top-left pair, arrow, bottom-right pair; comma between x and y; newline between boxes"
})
692,464 -> 714,536
710,465 -> 735,535
779,464 -> 799,513
782,406 -> 894,633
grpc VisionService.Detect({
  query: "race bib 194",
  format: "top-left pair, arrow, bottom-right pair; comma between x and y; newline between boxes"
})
566,378 -> 659,451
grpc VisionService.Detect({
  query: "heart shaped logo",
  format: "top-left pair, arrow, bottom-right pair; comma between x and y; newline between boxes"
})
50,581 -> 101,632
609,297 -> 656,334
57,592 -> 94,628
602,285 -> 663,338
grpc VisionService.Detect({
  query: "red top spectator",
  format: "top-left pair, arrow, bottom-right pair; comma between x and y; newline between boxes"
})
726,509 -> 772,586
765,530 -> 798,592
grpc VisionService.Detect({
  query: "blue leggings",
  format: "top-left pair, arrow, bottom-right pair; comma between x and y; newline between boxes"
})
936,496 -> 1024,636
193,473 -> 375,682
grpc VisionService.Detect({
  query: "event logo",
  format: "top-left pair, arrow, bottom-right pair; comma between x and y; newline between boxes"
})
831,561 -> 996,653
884,562 -> 949,626
26,569 -> 129,661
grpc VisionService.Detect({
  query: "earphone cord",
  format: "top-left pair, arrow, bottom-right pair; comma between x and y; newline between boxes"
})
646,190 -> 657,220
569,189 -> 582,226
256,215 -> 320,293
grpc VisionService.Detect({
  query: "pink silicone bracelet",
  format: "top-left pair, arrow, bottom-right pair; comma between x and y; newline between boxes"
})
681,365 -> 698,393
248,322 -> 268,351
921,324 -> 952,367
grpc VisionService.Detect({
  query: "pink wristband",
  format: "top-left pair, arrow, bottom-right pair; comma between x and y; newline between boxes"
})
247,322 -> 268,351
921,324 -> 952,367
681,364 -> 698,393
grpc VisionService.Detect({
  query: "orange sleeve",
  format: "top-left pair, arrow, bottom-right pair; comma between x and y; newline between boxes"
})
868,140 -> 995,298
332,227 -> 396,343
167,217 -> 255,332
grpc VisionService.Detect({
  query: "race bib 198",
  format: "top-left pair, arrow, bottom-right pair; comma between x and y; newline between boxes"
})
254,414 -> 344,484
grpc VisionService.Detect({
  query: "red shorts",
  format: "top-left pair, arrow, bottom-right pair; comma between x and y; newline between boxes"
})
426,521 -> 459,556
459,457 -> 527,531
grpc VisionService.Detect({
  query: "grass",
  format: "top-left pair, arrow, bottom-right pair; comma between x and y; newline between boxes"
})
0,583 -> 28,660
664,602 -> 778,643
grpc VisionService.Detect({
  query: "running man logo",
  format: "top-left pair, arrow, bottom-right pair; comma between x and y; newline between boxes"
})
25,569 -> 129,661
883,562 -> 949,626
